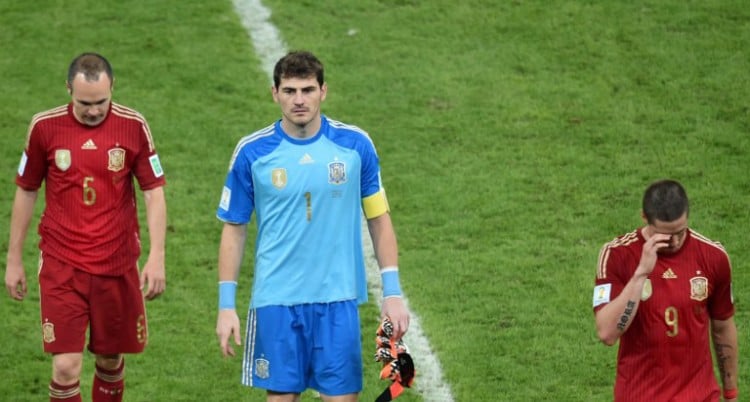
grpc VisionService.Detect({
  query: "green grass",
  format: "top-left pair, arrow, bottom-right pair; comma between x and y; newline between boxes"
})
1,0 -> 749,401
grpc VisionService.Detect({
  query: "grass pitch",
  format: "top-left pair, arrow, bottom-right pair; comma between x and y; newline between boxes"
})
1,1 -> 748,401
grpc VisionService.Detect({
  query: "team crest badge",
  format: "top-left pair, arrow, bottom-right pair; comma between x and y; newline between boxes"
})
690,276 -> 708,301
641,279 -> 652,301
255,358 -> 270,379
42,321 -> 56,343
54,149 -> 71,171
271,168 -> 287,190
328,161 -> 346,185
108,147 -> 126,172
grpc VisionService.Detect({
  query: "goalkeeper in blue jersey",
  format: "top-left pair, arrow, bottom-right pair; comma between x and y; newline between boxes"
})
214,50 -> 410,402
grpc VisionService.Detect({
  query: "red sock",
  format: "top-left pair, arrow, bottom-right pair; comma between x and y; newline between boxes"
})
49,380 -> 82,401
92,359 -> 125,402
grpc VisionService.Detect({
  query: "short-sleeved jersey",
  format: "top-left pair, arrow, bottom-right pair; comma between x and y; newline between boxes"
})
593,228 -> 734,402
217,116 -> 386,308
16,102 -> 166,276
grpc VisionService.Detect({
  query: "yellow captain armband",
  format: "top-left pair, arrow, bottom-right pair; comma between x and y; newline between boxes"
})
362,189 -> 390,219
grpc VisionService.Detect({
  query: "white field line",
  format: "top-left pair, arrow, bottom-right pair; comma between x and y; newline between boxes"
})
231,1 -> 455,401
362,236 -> 456,402
231,0 -> 287,84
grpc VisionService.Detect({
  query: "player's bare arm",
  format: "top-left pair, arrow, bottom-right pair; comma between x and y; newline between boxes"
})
141,187 -> 167,300
5,188 -> 38,301
216,223 -> 246,357
367,213 -> 410,340
711,317 -> 739,399
596,233 -> 671,345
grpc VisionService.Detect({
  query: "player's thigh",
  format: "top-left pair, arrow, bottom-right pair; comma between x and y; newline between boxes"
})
88,268 -> 147,354
39,254 -> 89,353
310,300 -> 362,396
244,305 -> 308,392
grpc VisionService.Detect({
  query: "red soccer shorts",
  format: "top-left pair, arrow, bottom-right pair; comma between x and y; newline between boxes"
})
38,253 -> 148,355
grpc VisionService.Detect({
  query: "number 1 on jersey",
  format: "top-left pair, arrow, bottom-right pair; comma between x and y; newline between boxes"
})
304,191 -> 312,221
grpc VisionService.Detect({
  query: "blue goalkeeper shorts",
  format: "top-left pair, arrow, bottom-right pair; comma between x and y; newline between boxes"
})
241,300 -> 363,395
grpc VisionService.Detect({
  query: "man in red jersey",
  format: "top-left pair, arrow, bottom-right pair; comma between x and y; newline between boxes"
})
593,179 -> 739,402
4,53 -> 167,402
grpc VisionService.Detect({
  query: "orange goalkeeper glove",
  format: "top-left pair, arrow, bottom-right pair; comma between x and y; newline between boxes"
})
374,317 -> 415,402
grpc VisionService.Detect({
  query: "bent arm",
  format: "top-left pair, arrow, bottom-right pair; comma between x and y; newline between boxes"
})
596,233 -> 667,345
712,316 -> 739,395
595,270 -> 649,345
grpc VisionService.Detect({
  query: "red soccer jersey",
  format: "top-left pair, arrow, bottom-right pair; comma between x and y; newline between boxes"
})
594,228 -> 734,402
16,102 -> 166,276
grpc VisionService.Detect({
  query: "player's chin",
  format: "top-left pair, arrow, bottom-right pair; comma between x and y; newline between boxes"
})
292,114 -> 310,123
84,117 -> 105,126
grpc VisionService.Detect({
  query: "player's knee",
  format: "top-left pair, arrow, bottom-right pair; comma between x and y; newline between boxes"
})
266,390 -> 301,402
52,353 -> 83,383
94,353 -> 123,370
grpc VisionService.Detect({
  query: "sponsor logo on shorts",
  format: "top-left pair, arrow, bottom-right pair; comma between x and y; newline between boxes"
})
255,358 -> 270,379
42,320 -> 56,343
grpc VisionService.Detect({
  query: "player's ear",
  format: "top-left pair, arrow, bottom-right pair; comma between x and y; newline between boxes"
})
320,83 -> 327,102
66,81 -> 72,95
640,210 -> 648,224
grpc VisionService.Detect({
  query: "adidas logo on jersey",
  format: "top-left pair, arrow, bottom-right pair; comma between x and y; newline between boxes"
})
662,268 -> 677,279
299,153 -> 315,164
81,139 -> 97,150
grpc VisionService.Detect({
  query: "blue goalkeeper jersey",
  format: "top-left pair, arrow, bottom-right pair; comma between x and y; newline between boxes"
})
217,116 -> 385,308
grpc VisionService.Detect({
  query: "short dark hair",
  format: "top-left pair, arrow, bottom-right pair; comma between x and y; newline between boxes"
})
67,52 -> 113,85
272,50 -> 324,88
642,179 -> 689,224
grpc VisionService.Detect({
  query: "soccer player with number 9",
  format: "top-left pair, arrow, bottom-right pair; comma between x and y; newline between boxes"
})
593,180 -> 738,401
